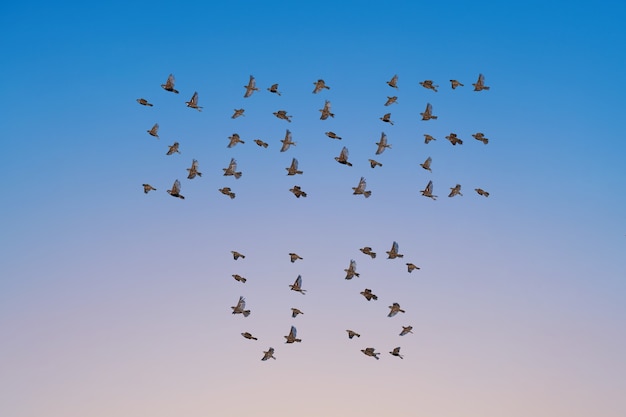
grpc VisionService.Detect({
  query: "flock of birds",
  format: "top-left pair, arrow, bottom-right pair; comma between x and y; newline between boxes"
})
136,72 -> 492,360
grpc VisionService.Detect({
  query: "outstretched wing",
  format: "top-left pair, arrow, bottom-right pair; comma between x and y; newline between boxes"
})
295,274 -> 302,288
350,259 -> 357,270
340,146 -> 349,159
166,74 -> 175,88
229,158 -> 237,170
291,158 -> 298,170
426,180 -> 433,194
358,177 -> 366,190
290,326 -> 297,338
172,179 -> 181,194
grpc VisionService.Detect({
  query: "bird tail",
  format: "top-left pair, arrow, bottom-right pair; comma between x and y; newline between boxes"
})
370,253 -> 376,259
197,173 -> 202,177
347,162 -> 353,167
241,277 -> 247,283
235,172 -> 242,179
243,310 -> 251,317
431,116 -> 438,120
398,254 -> 404,258
147,103 -> 153,107
262,143 -> 268,148
229,193 -> 236,199
364,191 -> 372,198
484,192 -> 490,197
483,86 -> 490,90
252,336 -> 258,340
179,195 -> 185,200
355,272 -> 360,277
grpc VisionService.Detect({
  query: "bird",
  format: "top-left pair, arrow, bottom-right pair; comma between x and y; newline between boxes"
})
475,188 -> 490,197
344,259 -> 360,280
312,79 -> 330,93
384,96 -> 398,106
450,79 -> 464,89
386,74 -> 398,88
231,296 -> 251,317
361,347 -> 380,360
319,100 -> 334,120
420,156 -> 432,172
346,330 -> 361,339
147,123 -> 159,139
352,177 -> 371,198
445,133 -> 463,146
291,308 -> 304,318
243,75 -> 259,98
375,132 -> 391,155
261,347 -> 276,361
166,142 -> 180,155
419,80 -> 439,92
254,139 -> 269,148
386,241 -> 404,259
472,132 -> 489,144
472,73 -> 490,91
142,184 -> 156,194
325,131 -> 342,140
186,159 -> 202,179
289,185 -> 307,198
289,253 -> 303,263
360,288 -> 378,301
284,326 -> 302,343
232,274 -> 247,283
219,187 -> 236,199
185,92 -> 202,111
223,158 -> 242,179
389,347 -> 404,359
241,332 -> 258,340
286,158 -> 303,175
267,83 -> 282,95
368,159 -> 383,168
231,108 -> 245,119
388,303 -> 406,317
448,184 -> 463,197
273,110 -> 292,122
280,130 -> 296,152
227,133 -> 245,148
160,74 -> 179,94
231,251 -> 245,260
406,263 -> 420,273
167,179 -> 184,199
420,180 -> 437,200
136,98 -> 153,106
335,146 -> 352,166
399,326 -> 413,336
289,275 -> 306,294
380,113 -> 394,125
359,247 -> 376,259
420,103 -> 437,120
423,134 -> 436,144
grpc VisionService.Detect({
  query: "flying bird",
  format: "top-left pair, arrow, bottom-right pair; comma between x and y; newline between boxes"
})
319,100 -> 334,120
346,330 -> 361,339
359,247 -> 376,259
472,73 -> 490,91
289,185 -> 307,198
475,188 -> 490,197
423,134 -> 436,144
360,288 -> 378,301
472,132 -> 489,144
273,110 -> 292,122
284,326 -> 302,343
375,132 -> 391,155
399,326 -> 413,336
280,130 -> 296,151
384,96 -> 398,106
161,74 -> 179,94
261,347 -> 276,361
380,112 -> 394,125
254,139 -> 269,148
232,274 -> 247,283
344,259 -> 360,280
368,159 -> 382,168
386,241 -> 404,259
231,296 -> 251,317
420,156 -> 432,172
335,146 -> 352,166
389,347 -> 404,359
227,133 -> 245,148
186,159 -> 202,179
136,98 -> 153,106
243,75 -> 259,98
420,103 -> 437,120
325,131 -> 342,140
286,158 -> 303,175
406,263 -> 420,273
231,108 -> 245,119
185,92 -> 202,111
386,74 -> 398,88
445,133 -> 463,146
291,308 -> 304,318
219,187 -> 236,199
167,179 -> 184,199
147,123 -> 159,139
231,251 -> 245,260
223,158 -> 242,179
448,184 -> 463,197
450,79 -> 464,89
267,83 -> 282,95
289,253 -> 303,263
388,302 -> 406,317
241,332 -> 258,340
419,80 -> 439,92
142,184 -> 156,194
166,142 -> 180,155
352,177 -> 371,198
420,180 -> 437,200
361,347 -> 380,360
312,79 -> 330,93
289,275 -> 306,294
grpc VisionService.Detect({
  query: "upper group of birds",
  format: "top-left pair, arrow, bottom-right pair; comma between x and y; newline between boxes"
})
136,72 -> 492,360
138,73 -> 491,202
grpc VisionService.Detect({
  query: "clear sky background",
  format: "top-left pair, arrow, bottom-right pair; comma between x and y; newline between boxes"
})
1,1 -> 625,416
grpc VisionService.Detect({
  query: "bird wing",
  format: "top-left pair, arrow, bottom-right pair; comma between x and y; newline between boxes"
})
340,146 -> 349,159
295,274 -> 302,288
392,241 -> 399,253
191,92 -> 198,105
166,74 -> 175,88
290,326 -> 297,338
426,180 -> 433,194
172,179 -> 181,194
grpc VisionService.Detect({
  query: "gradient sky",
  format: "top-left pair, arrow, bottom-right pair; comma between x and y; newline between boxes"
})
2,1 -> 626,416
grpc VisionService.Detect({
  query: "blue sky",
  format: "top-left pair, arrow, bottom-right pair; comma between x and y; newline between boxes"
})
2,1 -> 625,416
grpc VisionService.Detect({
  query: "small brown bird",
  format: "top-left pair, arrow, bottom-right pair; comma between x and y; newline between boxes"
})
289,253 -> 303,263
344,259 -> 360,280
399,326 -> 413,336
261,347 -> 276,360
325,131 -> 342,140
147,123 -> 159,139
185,92 -> 202,111
232,274 -> 247,283
289,185 -> 307,198
475,188 -> 490,197
420,156 -> 432,172
267,83 -> 282,95
360,288 -> 378,301
421,180 -> 437,200
388,302 -> 406,317
386,241 -> 404,259
136,98 -> 153,106
319,100 -> 334,120
352,177 -> 371,198
291,308 -> 304,318
231,251 -> 245,260
231,108 -> 245,119
361,347 -> 380,360
445,133 -> 463,146
420,103 -> 437,120
450,79 -> 464,89
219,187 -> 236,199
284,326 -> 302,343
368,159 -> 382,168
380,112 -> 394,125
359,247 -> 376,259
423,134 -> 436,144
243,75 -> 259,98
166,142 -> 180,155
223,158 -> 242,179
280,129 -> 296,152
254,139 -> 269,148
384,96 -> 398,106
472,132 -> 489,144
473,73 -> 490,91
227,133 -> 245,148
231,296 -> 251,317
386,74 -> 398,88
142,184 -> 156,194
448,184 -> 463,197
273,110 -> 292,122
419,80 -> 438,92
286,158 -> 303,175
375,132 -> 391,155
241,332 -> 258,340
389,347 -> 404,359
335,146 -> 352,166
312,79 -> 330,93
186,159 -> 202,179
346,330 -> 361,339
406,263 -> 420,273
161,74 -> 179,94
167,179 -> 184,199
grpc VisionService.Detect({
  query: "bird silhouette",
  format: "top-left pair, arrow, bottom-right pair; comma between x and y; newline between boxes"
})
254,139 -> 269,148
286,158 -> 303,175
219,187 -> 236,199
267,83 -> 282,95
289,185 -> 307,198
223,158 -> 242,179
475,188 -> 490,197
142,184 -> 156,194
273,110 -> 292,122
312,79 -> 330,93
185,92 -> 202,111
319,100 -> 334,120
361,347 -> 380,360
472,73 -> 490,91
384,96 -> 398,106
284,326 -> 302,343
445,133 -> 463,146
423,134 -> 436,144
386,74 -> 398,88
147,123 -> 159,139
450,79 -> 464,89
352,177 -> 372,198
289,275 -> 306,294
186,159 -> 202,179
289,253 -> 303,263
161,74 -> 179,94
325,131 -> 342,140
388,303 -> 406,317
227,133 -> 245,148
419,80 -> 439,92
261,347 -> 276,361
231,108 -> 245,119
232,274 -> 247,283
241,332 -> 258,340
231,296 -> 251,317
399,326 -> 413,336
368,159 -> 383,168
375,132 -> 391,155
420,180 -> 437,200
231,251 -> 245,260
136,98 -> 153,106
380,113 -> 394,125
389,347 -> 404,359
335,146 -> 352,166
448,184 -> 463,197
243,75 -> 259,98
406,263 -> 420,273
420,157 -> 432,172
280,129 -> 296,152
420,103 -> 437,120
166,142 -> 180,155
167,179 -> 184,199
359,247 -> 376,259
291,308 -> 304,318
344,259 -> 360,280
346,330 -> 361,339
472,132 -> 489,144
386,241 -> 404,259
360,288 -> 378,301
